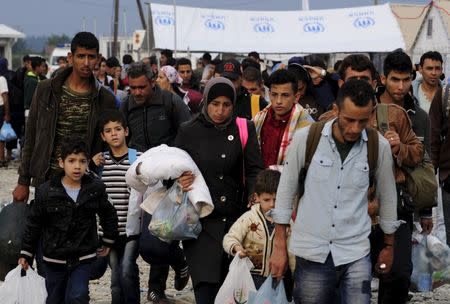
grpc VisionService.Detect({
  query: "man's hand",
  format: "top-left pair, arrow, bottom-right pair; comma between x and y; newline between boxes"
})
269,224 -> 288,280
92,152 -> 105,167
97,246 -> 111,257
18,257 -> 29,270
303,65 -> 325,85
384,130 -> 401,153
178,171 -> 195,192
420,217 -> 433,234
376,246 -> 394,275
12,184 -> 30,203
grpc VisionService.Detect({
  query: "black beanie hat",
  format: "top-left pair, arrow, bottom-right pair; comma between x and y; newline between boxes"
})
206,82 -> 236,104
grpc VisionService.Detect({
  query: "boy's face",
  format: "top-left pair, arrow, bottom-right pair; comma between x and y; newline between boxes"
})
101,121 -> 128,149
256,192 -> 276,214
58,152 -> 89,184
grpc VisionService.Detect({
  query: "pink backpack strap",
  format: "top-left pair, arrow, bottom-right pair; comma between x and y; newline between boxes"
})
236,117 -> 248,151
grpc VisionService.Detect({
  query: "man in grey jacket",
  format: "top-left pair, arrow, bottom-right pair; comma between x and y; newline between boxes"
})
270,80 -> 400,304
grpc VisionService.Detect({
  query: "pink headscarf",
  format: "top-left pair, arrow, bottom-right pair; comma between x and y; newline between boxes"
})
160,65 -> 183,85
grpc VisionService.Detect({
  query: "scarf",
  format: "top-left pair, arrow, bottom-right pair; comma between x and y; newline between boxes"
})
253,103 -> 314,165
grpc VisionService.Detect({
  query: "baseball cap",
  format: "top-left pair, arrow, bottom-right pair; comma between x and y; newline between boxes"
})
221,59 -> 241,80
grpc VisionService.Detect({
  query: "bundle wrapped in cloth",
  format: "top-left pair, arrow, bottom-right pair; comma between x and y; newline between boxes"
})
125,144 -> 214,218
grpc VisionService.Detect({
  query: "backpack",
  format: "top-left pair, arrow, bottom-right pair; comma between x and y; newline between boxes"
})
376,103 -> 437,211
250,94 -> 261,118
236,117 -> 248,186
298,121 -> 379,199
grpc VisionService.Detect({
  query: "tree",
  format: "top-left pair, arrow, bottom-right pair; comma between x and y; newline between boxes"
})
46,34 -> 71,47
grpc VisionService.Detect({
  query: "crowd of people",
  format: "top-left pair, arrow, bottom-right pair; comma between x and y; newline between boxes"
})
0,30 -> 448,304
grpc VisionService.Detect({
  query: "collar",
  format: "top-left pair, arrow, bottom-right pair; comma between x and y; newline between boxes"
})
322,118 -> 368,143
267,106 -> 292,123
26,71 -> 39,79
376,86 -> 417,114
51,67 -> 100,96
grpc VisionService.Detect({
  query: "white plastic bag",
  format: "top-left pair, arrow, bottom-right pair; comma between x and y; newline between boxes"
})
0,265 -> 47,304
214,254 -> 256,304
411,236 -> 433,292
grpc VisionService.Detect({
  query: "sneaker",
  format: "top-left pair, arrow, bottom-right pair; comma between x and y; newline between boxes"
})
174,265 -> 190,291
147,290 -> 170,304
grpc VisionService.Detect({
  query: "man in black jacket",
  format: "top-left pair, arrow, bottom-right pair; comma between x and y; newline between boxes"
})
121,61 -> 191,303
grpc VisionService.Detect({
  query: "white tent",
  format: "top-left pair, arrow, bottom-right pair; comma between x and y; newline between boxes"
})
150,3 -> 405,54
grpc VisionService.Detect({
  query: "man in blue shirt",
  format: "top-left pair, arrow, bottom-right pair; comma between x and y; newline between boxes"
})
270,80 -> 400,304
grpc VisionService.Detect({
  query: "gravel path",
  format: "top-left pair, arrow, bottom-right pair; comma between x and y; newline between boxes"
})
1,162 -> 450,303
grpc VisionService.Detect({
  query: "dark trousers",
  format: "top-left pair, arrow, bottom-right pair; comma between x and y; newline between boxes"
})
193,282 -> 221,304
140,211 -> 186,295
45,262 -> 91,304
371,211 -> 413,304
441,189 -> 450,246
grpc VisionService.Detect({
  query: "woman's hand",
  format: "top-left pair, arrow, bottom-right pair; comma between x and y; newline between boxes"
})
178,171 -> 195,192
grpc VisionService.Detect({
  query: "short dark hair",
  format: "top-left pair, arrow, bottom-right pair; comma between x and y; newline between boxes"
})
99,110 -> 127,132
60,136 -> 90,160
305,54 -> 326,70
254,169 -> 281,195
338,54 -> 377,80
127,61 -> 153,79
383,51 -> 412,76
122,54 -> 134,65
23,55 -> 30,62
202,52 -> 212,62
419,51 -> 443,66
161,49 -> 173,58
268,69 -> 298,93
166,57 -> 177,67
106,56 -> 120,68
176,57 -> 192,68
31,56 -> 45,70
71,31 -> 99,54
336,79 -> 375,109
57,56 -> 67,63
333,60 -> 343,72
287,63 -> 311,84
248,51 -> 260,61
242,66 -> 262,85
241,57 -> 260,72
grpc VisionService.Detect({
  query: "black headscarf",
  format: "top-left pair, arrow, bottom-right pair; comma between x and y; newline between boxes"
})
201,77 -> 236,130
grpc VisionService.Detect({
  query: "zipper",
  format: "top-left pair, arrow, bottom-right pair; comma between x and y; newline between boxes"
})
143,107 -> 150,147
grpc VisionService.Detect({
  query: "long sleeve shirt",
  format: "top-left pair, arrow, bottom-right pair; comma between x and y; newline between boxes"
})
272,119 -> 401,266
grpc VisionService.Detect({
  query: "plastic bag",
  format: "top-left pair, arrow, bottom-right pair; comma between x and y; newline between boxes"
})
0,265 -> 47,304
214,254 -> 256,304
148,183 -> 202,242
248,276 -> 289,304
0,122 -> 17,142
411,236 -> 433,292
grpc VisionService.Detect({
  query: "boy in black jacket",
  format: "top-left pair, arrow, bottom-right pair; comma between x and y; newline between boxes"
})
19,137 -> 118,304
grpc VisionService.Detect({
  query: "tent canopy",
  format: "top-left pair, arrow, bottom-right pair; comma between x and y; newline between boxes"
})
150,3 -> 405,54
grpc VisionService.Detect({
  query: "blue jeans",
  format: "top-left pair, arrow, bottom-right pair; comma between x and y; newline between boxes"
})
45,262 -> 91,304
293,253 -> 372,304
109,238 -> 140,304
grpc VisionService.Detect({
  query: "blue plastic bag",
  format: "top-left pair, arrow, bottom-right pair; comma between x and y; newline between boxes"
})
411,236 -> 433,292
248,276 -> 289,304
0,122 -> 17,142
148,183 -> 202,242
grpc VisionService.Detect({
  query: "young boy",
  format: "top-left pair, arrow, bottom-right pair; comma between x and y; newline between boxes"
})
18,136 -> 118,304
223,169 -> 292,297
92,110 -> 142,304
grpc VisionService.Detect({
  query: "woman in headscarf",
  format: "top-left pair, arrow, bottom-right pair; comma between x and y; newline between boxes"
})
157,65 -> 202,113
175,77 -> 264,303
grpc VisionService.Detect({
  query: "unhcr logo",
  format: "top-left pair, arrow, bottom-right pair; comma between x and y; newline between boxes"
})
353,17 -> 375,28
204,19 -> 225,30
303,22 -> 325,33
155,16 -> 175,26
253,22 -> 275,33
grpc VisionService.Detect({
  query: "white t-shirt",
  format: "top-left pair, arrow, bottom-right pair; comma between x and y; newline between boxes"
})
0,76 -> 8,106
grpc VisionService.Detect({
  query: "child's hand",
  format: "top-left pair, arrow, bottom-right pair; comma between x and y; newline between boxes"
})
92,152 -> 105,167
178,171 -> 195,192
97,246 -> 111,257
18,257 -> 29,270
233,245 -> 248,258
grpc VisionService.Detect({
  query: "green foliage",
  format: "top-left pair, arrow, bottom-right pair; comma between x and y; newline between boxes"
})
46,34 -> 71,47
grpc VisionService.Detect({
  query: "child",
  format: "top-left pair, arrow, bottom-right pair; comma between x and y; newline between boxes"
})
18,136 -> 118,304
223,169 -> 292,297
92,110 -> 142,304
